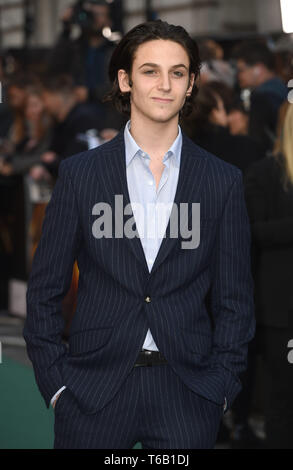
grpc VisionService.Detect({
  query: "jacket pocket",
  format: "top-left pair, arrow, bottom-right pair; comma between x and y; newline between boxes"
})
69,327 -> 113,356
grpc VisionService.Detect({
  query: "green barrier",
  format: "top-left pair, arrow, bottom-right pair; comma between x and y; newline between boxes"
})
0,355 -> 142,449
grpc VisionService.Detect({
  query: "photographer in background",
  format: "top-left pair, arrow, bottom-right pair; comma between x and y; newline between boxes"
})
47,0 -> 125,131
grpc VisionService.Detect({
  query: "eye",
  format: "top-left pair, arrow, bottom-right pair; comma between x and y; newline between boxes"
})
173,71 -> 184,78
143,70 -> 156,75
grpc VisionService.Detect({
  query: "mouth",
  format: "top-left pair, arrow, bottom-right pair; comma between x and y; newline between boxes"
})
152,97 -> 174,103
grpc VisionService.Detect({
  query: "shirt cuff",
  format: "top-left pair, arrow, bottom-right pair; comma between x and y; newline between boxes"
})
50,386 -> 66,406
223,397 -> 228,413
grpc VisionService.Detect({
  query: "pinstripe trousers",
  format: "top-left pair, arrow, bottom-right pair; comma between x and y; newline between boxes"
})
53,363 -> 223,449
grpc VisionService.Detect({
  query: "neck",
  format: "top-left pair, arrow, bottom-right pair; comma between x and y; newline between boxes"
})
129,112 -> 179,161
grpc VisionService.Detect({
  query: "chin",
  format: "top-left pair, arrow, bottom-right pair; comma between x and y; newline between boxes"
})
148,110 -> 179,124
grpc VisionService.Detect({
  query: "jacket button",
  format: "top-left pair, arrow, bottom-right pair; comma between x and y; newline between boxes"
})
145,296 -> 151,303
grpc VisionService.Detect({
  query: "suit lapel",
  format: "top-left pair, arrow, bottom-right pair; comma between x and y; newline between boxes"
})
150,135 -> 208,275
95,129 -> 150,273
94,130 -> 208,275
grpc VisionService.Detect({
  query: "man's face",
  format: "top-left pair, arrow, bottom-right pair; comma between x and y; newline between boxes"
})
118,39 -> 195,125
236,59 -> 259,89
25,93 -> 45,122
7,86 -> 27,110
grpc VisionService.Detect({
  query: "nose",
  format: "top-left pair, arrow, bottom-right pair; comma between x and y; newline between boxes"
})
158,72 -> 171,92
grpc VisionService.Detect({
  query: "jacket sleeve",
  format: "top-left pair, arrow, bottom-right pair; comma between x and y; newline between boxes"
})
23,159 -> 82,408
209,171 -> 256,407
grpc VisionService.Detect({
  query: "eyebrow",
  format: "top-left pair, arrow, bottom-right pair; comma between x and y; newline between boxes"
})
138,63 -> 189,70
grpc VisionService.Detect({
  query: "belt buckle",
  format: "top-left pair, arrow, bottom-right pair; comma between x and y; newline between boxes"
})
142,350 -> 153,367
134,350 -> 153,368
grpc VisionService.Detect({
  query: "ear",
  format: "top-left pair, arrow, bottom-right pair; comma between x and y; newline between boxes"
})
118,69 -> 132,93
186,73 -> 195,97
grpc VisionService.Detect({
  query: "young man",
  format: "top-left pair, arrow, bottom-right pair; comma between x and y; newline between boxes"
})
24,20 -> 255,449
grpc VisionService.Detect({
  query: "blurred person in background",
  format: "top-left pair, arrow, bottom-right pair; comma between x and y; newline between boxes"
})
0,74 -> 33,157
0,85 -> 53,300
182,81 -> 263,172
47,0 -> 125,131
0,84 -> 52,177
234,41 -> 288,155
0,54 -> 14,139
274,48 -> 293,85
198,39 -> 235,87
0,75 -> 40,310
227,102 -> 249,136
244,102 -> 293,449
207,80 -> 251,138
29,74 -> 105,183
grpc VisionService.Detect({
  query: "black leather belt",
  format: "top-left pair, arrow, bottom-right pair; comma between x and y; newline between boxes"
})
134,350 -> 168,367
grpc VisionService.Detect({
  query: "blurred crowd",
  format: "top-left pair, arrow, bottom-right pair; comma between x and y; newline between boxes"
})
0,0 -> 126,316
182,37 -> 293,450
0,0 -> 293,450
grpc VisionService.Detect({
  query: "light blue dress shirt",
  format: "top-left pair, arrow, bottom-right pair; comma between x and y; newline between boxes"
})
124,120 -> 182,351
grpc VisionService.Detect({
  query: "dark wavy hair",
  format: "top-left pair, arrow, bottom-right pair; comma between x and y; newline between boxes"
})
104,20 -> 201,117
232,40 -> 276,71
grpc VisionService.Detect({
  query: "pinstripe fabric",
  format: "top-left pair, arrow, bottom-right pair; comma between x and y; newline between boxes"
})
23,129 -> 255,422
54,363 -> 223,449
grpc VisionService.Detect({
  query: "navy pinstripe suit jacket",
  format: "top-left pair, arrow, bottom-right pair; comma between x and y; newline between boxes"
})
24,129 -> 255,415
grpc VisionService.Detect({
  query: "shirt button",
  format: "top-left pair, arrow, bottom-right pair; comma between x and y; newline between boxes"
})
145,296 -> 151,303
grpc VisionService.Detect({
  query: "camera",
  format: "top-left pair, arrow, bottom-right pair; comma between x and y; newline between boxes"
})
71,1 -> 95,30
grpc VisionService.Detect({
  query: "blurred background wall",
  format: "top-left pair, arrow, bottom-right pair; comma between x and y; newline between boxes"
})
0,0 -> 288,49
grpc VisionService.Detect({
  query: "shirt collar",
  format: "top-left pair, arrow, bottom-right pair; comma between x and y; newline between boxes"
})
124,120 -> 182,168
